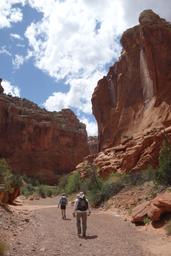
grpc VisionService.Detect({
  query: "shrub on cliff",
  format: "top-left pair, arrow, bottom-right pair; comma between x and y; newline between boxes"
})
0,159 -> 13,191
155,137 -> 171,185
0,159 -> 24,194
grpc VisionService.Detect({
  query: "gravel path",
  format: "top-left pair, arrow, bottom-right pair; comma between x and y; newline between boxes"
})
7,198 -> 160,256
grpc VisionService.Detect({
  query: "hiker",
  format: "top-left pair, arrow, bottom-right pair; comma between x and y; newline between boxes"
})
58,194 -> 68,219
73,192 -> 91,238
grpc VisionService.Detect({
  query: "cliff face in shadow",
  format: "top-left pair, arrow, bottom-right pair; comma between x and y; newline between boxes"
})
0,93 -> 89,183
92,10 -> 171,151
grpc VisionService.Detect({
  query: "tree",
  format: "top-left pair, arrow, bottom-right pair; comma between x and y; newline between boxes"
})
155,137 -> 171,185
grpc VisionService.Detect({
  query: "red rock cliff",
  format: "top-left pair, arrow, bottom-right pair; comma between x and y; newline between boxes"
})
0,94 -> 89,183
92,10 -> 171,151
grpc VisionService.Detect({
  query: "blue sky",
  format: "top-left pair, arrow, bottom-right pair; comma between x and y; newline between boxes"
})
0,0 -> 171,135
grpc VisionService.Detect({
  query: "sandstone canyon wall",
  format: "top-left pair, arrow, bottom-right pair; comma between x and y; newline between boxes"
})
92,10 -> 171,151
0,92 -> 89,183
76,10 -> 171,177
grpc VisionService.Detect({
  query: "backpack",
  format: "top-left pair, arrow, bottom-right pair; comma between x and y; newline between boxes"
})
76,197 -> 88,211
60,196 -> 67,206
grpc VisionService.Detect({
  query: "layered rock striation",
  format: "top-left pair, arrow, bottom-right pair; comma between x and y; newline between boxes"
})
0,93 -> 89,183
92,10 -> 171,151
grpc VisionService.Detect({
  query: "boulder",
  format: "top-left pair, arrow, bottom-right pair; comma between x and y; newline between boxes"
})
132,192 -> 171,223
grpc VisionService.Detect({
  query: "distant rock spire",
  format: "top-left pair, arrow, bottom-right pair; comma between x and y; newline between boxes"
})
0,78 -> 4,94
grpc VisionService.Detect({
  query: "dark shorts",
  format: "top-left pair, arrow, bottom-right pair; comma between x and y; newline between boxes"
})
60,205 -> 66,210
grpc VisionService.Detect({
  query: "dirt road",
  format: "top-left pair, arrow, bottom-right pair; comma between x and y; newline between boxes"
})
7,198 -> 170,256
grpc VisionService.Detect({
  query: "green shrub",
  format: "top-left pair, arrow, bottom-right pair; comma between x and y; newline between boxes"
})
65,172 -> 80,194
166,220 -> 171,235
21,183 -> 35,197
56,175 -> 68,193
143,216 -> 151,225
0,241 -> 8,256
0,159 -> 13,191
37,185 -> 57,198
38,185 -> 47,198
10,175 -> 23,188
155,137 -> 171,185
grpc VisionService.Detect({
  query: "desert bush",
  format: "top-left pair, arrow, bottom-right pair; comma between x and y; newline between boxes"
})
65,171 -> 80,194
0,159 -> 23,193
0,159 -> 13,191
10,175 -> 23,188
143,216 -> 151,225
56,175 -> 68,193
21,183 -> 35,197
87,173 -> 125,206
155,137 -> 171,185
37,185 -> 58,198
38,185 -> 48,198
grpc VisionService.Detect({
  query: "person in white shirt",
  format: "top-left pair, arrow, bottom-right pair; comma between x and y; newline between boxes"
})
73,192 -> 91,237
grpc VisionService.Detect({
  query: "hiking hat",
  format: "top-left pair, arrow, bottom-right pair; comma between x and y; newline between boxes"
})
79,192 -> 85,198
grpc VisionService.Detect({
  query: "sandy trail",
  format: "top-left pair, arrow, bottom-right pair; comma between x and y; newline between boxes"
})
7,198 -> 171,256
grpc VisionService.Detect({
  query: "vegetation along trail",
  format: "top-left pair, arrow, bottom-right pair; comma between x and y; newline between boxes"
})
7,197 -> 170,256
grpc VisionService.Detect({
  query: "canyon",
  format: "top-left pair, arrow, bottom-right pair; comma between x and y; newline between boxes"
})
1,10 -> 171,184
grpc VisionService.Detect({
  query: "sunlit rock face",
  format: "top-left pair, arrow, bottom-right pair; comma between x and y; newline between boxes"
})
92,10 -> 171,151
0,94 -> 89,183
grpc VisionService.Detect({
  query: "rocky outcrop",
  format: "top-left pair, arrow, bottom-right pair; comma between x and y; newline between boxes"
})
77,126 -> 171,177
0,188 -> 20,204
88,136 -> 98,154
92,10 -> 171,151
0,94 -> 89,183
131,192 -> 171,223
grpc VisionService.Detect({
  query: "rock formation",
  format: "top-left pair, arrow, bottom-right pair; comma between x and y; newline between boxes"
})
0,93 -> 89,183
131,192 -> 171,223
88,136 -> 98,154
81,10 -> 171,176
92,10 -> 171,151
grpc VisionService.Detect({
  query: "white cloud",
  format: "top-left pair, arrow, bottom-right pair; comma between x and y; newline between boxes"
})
10,33 -> 22,40
44,71 -> 104,114
25,0 -> 171,136
0,46 -> 11,56
25,0 -> 124,117
2,80 -> 20,97
0,0 -> 25,29
25,0 -> 124,81
80,117 -> 97,136
12,54 -> 25,69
